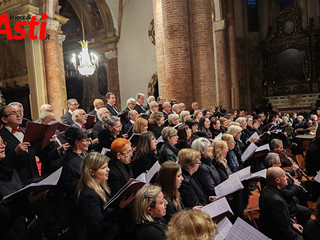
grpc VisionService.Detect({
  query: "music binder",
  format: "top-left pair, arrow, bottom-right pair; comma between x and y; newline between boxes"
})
103,178 -> 145,209
3,167 -> 62,201
23,121 -> 59,149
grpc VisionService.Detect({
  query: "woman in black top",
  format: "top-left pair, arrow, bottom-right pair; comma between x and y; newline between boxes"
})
108,138 -> 134,196
210,117 -> 223,138
133,185 -> 168,240
159,127 -> 179,164
60,127 -> 89,197
197,117 -> 212,139
157,161 -> 184,223
74,152 -> 133,240
191,138 -> 221,196
148,112 -> 165,139
175,124 -> 192,150
98,116 -> 122,151
131,131 -> 159,178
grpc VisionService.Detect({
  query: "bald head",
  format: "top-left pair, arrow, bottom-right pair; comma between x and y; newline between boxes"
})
266,167 -> 287,189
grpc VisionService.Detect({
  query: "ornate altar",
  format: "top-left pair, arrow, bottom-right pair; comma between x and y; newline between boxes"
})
261,7 -> 320,98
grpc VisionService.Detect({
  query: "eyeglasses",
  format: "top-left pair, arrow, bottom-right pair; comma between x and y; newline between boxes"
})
170,135 -> 178,138
5,111 -> 19,117
70,103 -> 79,106
195,162 -> 202,165
120,150 -> 133,157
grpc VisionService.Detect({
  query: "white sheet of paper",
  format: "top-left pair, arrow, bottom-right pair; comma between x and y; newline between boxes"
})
246,132 -> 259,143
226,217 -> 271,240
241,142 -> 258,162
135,173 -> 146,183
249,169 -> 267,180
229,166 -> 251,181
101,148 -> 110,155
214,174 -> 244,197
156,136 -> 164,144
213,132 -> 222,141
255,144 -> 270,152
145,161 -> 161,184
314,171 -> 320,183
201,197 -> 233,219
215,217 -> 233,240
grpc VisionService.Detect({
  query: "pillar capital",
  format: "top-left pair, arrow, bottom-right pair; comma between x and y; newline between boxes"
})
58,34 -> 66,44
46,18 -> 60,31
104,50 -> 117,60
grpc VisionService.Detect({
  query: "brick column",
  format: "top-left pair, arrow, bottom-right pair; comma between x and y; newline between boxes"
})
43,19 -> 65,118
58,34 -> 68,114
226,0 -> 240,109
162,0 -> 193,107
189,0 -> 217,108
152,0 -> 165,90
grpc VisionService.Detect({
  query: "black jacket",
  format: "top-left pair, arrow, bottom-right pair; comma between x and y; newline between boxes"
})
148,124 -> 163,139
163,197 -> 183,224
194,156 -> 221,196
179,168 -> 209,208
159,142 -> 179,164
108,158 -> 134,196
305,138 -> 320,175
134,218 -> 167,240
74,185 -> 121,240
98,129 -> 120,151
259,185 -> 303,240
132,152 -> 159,178
212,158 -> 231,182
134,104 -> 146,114
0,127 -> 39,184
174,139 -> 190,150
92,120 -> 103,139
105,103 -> 120,117
61,111 -> 73,125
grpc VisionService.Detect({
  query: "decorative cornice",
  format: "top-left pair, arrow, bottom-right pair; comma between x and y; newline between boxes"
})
46,18 -> 60,31
58,34 -> 66,44
104,50 -> 117,60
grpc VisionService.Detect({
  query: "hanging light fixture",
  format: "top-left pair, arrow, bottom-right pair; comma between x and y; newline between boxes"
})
71,11 -> 98,77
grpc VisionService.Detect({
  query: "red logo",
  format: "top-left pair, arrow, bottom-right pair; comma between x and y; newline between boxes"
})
0,13 -> 48,40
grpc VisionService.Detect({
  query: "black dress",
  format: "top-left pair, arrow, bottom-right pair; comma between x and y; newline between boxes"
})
131,151 -> 159,178
148,124 -> 163,139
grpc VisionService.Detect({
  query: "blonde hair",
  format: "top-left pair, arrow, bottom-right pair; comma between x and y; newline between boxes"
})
226,125 -> 242,138
178,148 -> 201,171
166,210 -> 218,240
78,152 -> 110,203
222,133 -> 234,143
133,185 -> 162,224
193,110 -> 202,119
133,118 -> 148,134
161,127 -> 177,142
212,140 -> 228,166
180,111 -> 190,122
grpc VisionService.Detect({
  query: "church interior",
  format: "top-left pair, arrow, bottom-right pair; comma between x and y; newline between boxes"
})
1,0 -> 320,119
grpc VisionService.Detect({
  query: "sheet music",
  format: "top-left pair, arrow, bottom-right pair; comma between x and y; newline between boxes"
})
246,132 -> 259,143
214,174 -> 244,197
136,173 -> 146,182
215,217 -> 233,240
145,161 -> 160,184
241,143 -> 258,162
201,197 -> 233,219
3,167 -> 63,200
156,136 -> 164,144
249,169 -> 267,179
229,166 -> 251,181
314,171 -> 320,183
255,144 -> 270,152
101,148 -> 110,155
226,217 -> 271,240
173,122 -> 183,129
213,133 -> 222,141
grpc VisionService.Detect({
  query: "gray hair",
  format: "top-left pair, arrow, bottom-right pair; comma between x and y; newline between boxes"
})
265,152 -> 280,167
162,102 -> 171,109
147,96 -> 155,103
236,117 -> 247,125
97,107 -> 109,121
270,139 -> 282,150
149,101 -> 158,108
38,111 -> 53,121
8,102 -> 23,108
191,137 -> 210,155
72,109 -> 83,122
180,111 -> 190,122
67,98 -> 78,106
136,93 -> 145,100
102,116 -> 120,129
127,98 -> 135,106
168,114 -> 179,125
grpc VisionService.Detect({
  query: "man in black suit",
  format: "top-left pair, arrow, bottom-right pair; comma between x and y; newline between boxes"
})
88,99 -> 104,117
0,105 -> 39,184
144,101 -> 159,120
259,167 -> 303,240
123,110 -> 138,133
92,107 -> 110,139
124,98 -> 135,112
134,93 -> 146,114
61,98 -> 79,125
105,92 -> 120,116
72,109 -> 88,129
162,102 -> 171,120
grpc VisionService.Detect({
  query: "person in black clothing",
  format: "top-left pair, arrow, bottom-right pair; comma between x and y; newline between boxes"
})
108,138 -> 134,196
92,107 -> 110,139
185,119 -> 199,142
178,149 -> 216,208
305,127 -> 320,176
148,112 -> 165,139
209,117 -> 223,138
131,131 -> 159,178
73,152 -> 134,240
259,167 -> 303,240
61,99 -> 79,125
157,161 -> 184,223
303,200 -> 320,240
98,116 -> 122,151
159,127 -> 179,164
175,124 -> 192,150
227,125 -> 246,164
132,185 -> 168,240
197,117 -> 212,139
191,138 -> 221,196
222,134 -> 240,173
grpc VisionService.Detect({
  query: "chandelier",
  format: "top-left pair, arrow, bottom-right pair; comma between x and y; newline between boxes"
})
71,12 -> 98,77
71,40 -> 98,77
